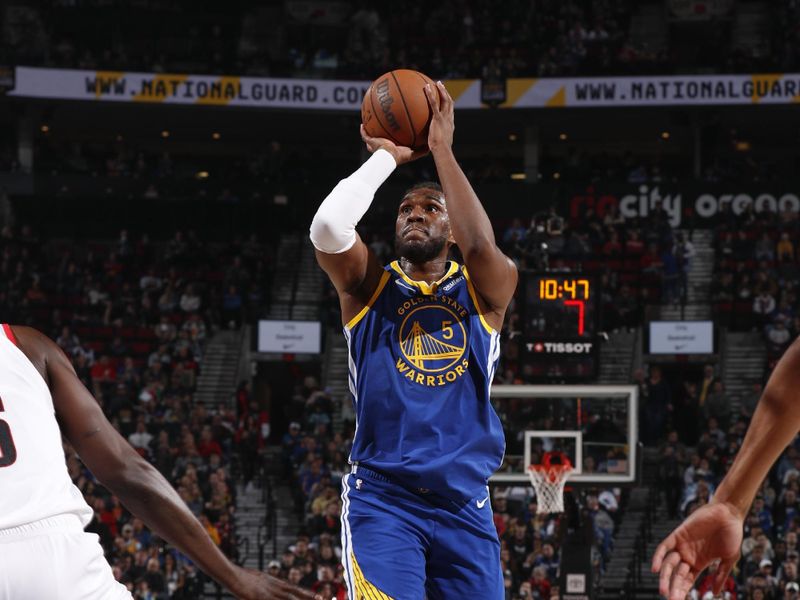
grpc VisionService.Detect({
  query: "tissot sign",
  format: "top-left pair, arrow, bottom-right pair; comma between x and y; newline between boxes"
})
568,184 -> 800,227
527,342 -> 594,354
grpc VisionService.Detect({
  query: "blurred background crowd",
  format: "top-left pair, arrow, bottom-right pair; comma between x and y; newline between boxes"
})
3,0 -> 800,598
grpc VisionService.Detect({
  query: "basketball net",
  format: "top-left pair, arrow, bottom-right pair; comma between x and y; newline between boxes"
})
527,451 -> 574,514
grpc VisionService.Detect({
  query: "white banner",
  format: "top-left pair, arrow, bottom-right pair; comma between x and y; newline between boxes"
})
9,67 -> 370,110
446,73 -> 800,108
258,320 -> 321,354
649,321 -> 714,354
9,67 -> 800,109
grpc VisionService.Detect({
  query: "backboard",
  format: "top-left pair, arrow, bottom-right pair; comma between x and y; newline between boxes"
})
490,385 -> 638,485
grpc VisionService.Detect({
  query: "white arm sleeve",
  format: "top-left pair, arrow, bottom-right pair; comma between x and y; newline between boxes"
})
309,149 -> 397,254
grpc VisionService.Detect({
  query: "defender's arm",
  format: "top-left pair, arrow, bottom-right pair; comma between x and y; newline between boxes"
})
13,326 -> 318,600
652,338 -> 800,599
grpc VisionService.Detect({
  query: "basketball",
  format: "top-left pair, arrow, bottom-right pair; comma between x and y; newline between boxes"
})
361,69 -> 437,151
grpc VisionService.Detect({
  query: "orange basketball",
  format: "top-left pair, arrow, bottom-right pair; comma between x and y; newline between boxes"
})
361,69 -> 437,151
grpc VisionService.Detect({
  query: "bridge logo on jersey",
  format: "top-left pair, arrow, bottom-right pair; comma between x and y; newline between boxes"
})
395,302 -> 470,387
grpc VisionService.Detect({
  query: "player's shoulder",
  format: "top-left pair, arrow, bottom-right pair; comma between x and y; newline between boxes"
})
9,325 -> 55,352
7,325 -> 64,377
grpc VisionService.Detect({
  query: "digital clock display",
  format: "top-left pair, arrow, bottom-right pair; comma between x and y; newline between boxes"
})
533,277 -> 593,336
523,271 -> 597,341
538,278 -> 590,301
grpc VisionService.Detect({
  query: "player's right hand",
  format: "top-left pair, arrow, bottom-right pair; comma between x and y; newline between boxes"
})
650,501 -> 744,600
360,124 -> 428,165
229,566 -> 323,600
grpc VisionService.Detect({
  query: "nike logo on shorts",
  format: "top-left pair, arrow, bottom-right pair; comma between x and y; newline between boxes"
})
476,495 -> 490,509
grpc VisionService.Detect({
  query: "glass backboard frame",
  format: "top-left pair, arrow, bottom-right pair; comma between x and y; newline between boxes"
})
490,384 -> 638,485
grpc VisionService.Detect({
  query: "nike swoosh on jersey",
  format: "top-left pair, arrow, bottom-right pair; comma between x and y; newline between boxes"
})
477,495 -> 490,508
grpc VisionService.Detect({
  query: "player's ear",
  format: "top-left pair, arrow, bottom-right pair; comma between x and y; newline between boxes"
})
443,216 -> 455,246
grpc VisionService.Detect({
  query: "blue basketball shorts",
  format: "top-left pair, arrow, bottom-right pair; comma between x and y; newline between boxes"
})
339,465 -> 503,600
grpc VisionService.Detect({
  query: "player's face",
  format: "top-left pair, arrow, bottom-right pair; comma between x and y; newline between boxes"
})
394,188 -> 452,264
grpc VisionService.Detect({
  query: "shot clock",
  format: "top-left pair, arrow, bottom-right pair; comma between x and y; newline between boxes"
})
520,272 -> 598,381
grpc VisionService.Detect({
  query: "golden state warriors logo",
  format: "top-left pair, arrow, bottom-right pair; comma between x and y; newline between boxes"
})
395,296 -> 470,387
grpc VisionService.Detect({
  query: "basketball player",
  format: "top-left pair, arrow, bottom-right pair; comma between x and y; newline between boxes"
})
0,324 -> 319,600
310,81 -> 517,598
652,338 -> 800,600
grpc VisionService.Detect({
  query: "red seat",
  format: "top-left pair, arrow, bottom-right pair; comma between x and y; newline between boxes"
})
86,341 -> 106,352
131,342 -> 153,356
137,327 -> 157,340
119,327 -> 137,339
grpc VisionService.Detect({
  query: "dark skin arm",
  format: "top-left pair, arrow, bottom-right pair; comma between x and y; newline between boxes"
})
423,82 -> 517,329
12,326 -> 319,600
314,242 -> 385,326
652,338 -> 800,599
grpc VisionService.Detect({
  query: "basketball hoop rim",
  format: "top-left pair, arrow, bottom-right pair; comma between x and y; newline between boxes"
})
527,463 -> 574,484
530,450 -> 574,473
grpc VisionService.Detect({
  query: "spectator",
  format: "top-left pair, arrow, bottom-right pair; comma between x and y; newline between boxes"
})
753,287 -> 777,326
703,381 -> 731,428
777,232 -> 795,262
128,420 -> 154,456
660,442 -> 685,518
179,284 -> 202,313
641,366 -> 671,445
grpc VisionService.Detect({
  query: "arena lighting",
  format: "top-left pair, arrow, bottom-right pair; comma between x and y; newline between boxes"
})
161,130 -> 170,138
508,133 -> 518,141
510,172 -> 526,180
735,140 -> 751,151
212,132 -> 221,140
40,125 -> 49,133
195,171 -> 209,179
559,133 -> 568,140
553,172 -> 561,180
661,131 -> 671,140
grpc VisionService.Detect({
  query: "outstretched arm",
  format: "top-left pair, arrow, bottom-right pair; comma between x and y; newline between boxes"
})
652,338 -> 800,600
425,82 -> 517,330
13,326 -> 318,600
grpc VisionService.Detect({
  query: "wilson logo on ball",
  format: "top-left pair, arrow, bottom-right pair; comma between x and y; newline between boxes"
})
375,78 -> 401,133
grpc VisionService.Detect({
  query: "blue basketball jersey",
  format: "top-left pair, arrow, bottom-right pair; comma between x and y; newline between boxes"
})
343,260 -> 506,503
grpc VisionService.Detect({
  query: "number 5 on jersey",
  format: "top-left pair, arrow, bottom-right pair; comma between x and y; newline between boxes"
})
0,396 -> 17,467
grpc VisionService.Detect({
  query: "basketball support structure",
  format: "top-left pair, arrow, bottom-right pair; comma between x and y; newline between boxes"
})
487,384 -> 639,600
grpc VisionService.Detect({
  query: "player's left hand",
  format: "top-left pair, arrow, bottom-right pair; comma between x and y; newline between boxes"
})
650,502 -> 743,600
424,81 -> 454,153
229,566 -> 323,600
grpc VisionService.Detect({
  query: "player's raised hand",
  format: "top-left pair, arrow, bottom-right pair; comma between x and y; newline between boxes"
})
424,81 -> 454,153
650,502 -> 743,600
229,566 -> 323,600
359,124 -> 428,165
